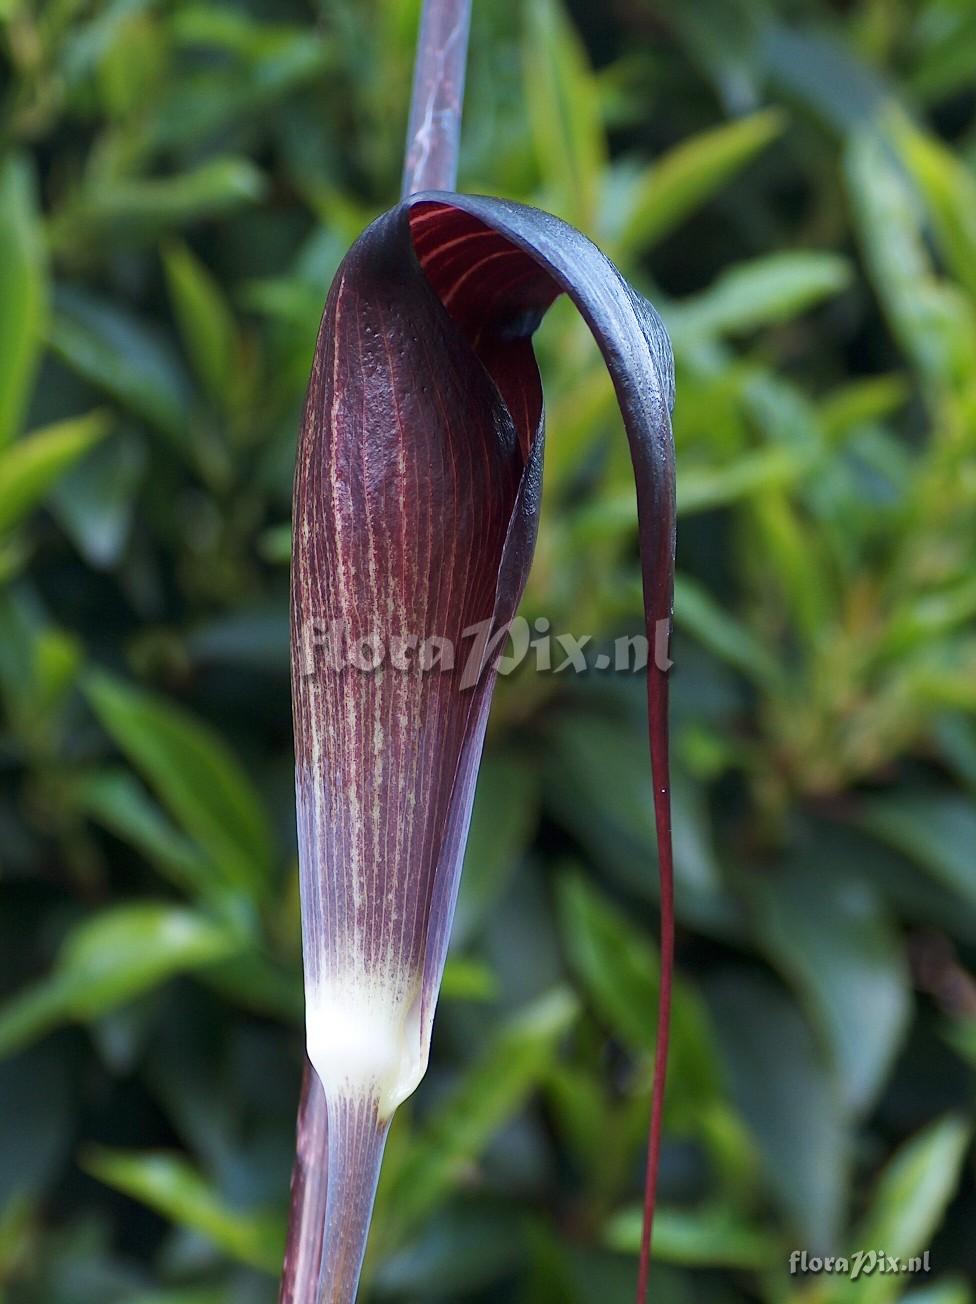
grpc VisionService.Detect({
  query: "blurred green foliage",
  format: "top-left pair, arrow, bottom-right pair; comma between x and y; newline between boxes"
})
1,0 -> 975,1300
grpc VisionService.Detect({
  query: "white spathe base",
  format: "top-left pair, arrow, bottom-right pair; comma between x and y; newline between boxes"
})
306,970 -> 427,1119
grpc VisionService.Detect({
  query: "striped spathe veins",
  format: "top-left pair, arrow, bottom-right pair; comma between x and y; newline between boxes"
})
290,208 -> 529,1121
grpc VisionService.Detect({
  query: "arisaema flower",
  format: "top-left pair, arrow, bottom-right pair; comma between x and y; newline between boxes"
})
286,192 -> 675,1303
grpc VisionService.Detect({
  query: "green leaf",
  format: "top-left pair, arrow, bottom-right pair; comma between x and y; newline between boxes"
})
884,577 -> 976,656
0,411 -> 109,535
0,1042 -> 74,1207
617,109 -> 785,255
764,24 -> 889,134
575,444 -> 818,527
0,978 -> 77,1065
171,6 -> 310,55
75,768 -> 215,901
669,252 -> 851,344
935,716 -> 976,795
666,0 -> 763,115
32,627 -> 83,719
154,16 -> 332,150
163,242 -> 238,409
706,974 -> 849,1248
48,429 -> 145,569
0,600 -> 82,750
371,1203 -> 525,1296
603,1201 -> 776,1268
846,129 -> 976,390
824,1116 -> 971,1304
59,904 -> 241,1017
678,444 -> 817,515
902,1281 -> 973,1304
895,117 -> 976,301
556,872 -> 722,1123
48,291 -> 194,448
200,950 -> 303,1022
674,573 -> 783,689
543,709 -> 733,935
520,1224 -> 586,1304
747,488 -> 833,642
382,989 -> 577,1237
858,794 -> 976,911
49,158 -> 267,252
544,1061 -> 607,1175
818,374 -> 909,441
454,753 -> 539,945
523,0 -> 605,226
439,956 -> 498,1002
749,858 -> 910,1115
0,533 -> 28,583
0,1196 -> 33,1281
257,521 -> 292,564
121,1290 -> 230,1304
0,904 -> 242,1059
84,671 -> 274,903
80,1147 -> 284,1272
0,155 -> 46,446
908,2 -> 976,102
556,872 -> 656,1050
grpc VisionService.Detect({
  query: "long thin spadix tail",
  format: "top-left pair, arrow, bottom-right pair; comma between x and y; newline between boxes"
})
638,657 -> 674,1302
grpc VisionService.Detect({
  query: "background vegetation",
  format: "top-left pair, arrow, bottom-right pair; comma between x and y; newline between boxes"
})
1,0 -> 976,1300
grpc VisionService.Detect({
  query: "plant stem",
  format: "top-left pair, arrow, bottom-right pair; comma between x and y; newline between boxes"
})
315,1096 -> 391,1304
401,0 -> 473,197
279,1063 -> 329,1304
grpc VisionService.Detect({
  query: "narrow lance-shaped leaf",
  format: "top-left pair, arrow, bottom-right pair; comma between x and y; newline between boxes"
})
289,193 -> 674,1302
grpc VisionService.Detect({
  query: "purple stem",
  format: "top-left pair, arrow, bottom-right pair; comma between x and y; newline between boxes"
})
278,1064 -> 329,1304
315,1097 -> 391,1303
401,0 -> 473,196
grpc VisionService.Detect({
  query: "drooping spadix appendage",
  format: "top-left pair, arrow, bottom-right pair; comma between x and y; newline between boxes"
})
286,195 -> 674,1303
